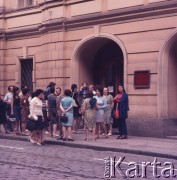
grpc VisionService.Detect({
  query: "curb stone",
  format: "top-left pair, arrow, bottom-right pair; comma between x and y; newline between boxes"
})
0,134 -> 177,160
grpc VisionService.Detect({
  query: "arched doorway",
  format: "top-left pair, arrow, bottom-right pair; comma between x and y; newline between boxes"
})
71,34 -> 127,95
93,41 -> 123,95
168,40 -> 177,118
159,30 -> 177,136
159,31 -> 177,119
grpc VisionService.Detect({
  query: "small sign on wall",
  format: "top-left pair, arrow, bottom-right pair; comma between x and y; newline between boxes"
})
108,86 -> 114,93
134,70 -> 150,89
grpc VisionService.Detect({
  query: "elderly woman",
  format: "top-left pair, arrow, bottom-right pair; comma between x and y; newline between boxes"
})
103,87 -> 114,136
60,89 -> 75,141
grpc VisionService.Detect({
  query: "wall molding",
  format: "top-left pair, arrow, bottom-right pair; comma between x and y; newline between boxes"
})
1,0 -> 177,40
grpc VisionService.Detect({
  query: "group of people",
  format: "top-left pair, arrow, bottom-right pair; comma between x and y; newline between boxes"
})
0,81 -> 129,145
80,82 -> 129,140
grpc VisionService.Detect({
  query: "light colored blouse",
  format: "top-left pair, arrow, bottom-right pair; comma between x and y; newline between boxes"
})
30,97 -> 43,116
4,92 -> 13,104
95,96 -> 107,114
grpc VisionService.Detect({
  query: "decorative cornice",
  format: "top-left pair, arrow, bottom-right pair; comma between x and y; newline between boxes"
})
1,0 -> 91,17
1,0 -> 177,40
65,1 -> 177,29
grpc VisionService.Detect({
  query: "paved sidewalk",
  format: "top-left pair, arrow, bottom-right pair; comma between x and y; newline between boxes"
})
0,130 -> 177,160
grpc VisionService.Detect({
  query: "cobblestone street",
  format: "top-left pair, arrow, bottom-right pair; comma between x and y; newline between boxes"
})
0,139 -> 105,180
0,139 -> 177,180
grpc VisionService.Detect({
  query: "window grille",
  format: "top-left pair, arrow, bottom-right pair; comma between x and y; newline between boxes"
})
21,59 -> 33,92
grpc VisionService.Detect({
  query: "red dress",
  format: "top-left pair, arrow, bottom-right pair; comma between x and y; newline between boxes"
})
114,93 -> 123,103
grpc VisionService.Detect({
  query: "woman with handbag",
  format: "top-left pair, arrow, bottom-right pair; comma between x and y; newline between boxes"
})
60,89 -> 75,141
113,85 -> 129,139
29,89 -> 45,145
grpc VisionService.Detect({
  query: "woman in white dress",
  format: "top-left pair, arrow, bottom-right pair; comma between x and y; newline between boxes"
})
29,89 -> 45,145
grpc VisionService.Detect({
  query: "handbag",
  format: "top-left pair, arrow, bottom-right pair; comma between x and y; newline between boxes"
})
60,113 -> 68,123
9,114 -> 16,122
26,120 -> 35,131
114,103 -> 119,119
73,100 -> 78,107
28,114 -> 38,121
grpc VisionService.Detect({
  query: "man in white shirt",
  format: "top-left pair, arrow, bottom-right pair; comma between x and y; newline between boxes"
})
4,86 -> 13,105
4,86 -> 13,132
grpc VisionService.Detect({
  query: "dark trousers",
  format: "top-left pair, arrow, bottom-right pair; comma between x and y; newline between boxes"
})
42,109 -> 49,131
58,116 -> 63,137
118,118 -> 127,136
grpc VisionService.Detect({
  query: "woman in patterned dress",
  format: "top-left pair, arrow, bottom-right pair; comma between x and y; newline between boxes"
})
82,91 -> 97,140
103,87 -> 114,136
20,88 -> 30,135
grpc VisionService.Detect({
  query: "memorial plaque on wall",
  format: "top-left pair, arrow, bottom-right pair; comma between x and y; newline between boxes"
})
134,70 -> 150,89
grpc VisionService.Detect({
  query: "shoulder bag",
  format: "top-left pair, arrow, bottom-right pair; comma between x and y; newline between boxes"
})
114,103 -> 119,119
60,113 -> 68,123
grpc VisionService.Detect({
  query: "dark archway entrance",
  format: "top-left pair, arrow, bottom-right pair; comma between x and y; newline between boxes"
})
76,37 -> 124,96
93,41 -> 123,95
168,39 -> 177,119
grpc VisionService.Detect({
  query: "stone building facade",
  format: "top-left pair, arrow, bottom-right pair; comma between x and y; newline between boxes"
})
0,0 -> 177,137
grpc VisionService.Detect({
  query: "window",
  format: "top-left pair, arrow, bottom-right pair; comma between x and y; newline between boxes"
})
26,0 -> 33,6
21,59 -> 33,92
18,0 -> 33,8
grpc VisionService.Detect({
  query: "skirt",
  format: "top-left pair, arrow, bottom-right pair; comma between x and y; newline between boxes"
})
84,110 -> 96,130
104,109 -> 112,124
13,106 -> 21,121
62,112 -> 73,127
34,116 -> 44,130
96,113 -> 105,123
73,107 -> 81,118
